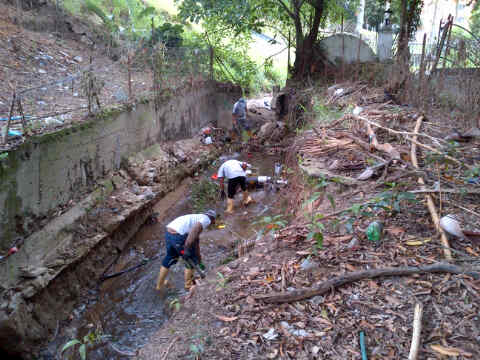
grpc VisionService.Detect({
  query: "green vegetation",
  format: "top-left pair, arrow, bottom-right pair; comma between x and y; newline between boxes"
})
254,214 -> 287,234
169,298 -> 181,311
61,330 -> 109,360
190,178 -> 218,213
364,0 -> 422,37
62,0 -> 286,93
215,271 -> 229,289
176,0 -> 365,80
471,0 -> 480,37
342,182 -> 417,233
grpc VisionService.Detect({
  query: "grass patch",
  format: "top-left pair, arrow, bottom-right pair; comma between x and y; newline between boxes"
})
191,178 -> 218,213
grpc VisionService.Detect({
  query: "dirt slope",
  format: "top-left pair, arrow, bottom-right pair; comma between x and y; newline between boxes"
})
0,2 -> 152,151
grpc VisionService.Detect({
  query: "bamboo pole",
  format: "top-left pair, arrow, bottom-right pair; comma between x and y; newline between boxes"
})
419,33 -> 427,110
2,90 -> 16,144
408,303 -> 423,360
411,116 -> 452,260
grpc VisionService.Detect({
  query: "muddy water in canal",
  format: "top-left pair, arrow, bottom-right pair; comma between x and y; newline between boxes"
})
43,152 -> 283,359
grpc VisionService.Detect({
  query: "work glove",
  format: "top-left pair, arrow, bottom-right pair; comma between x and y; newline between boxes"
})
184,248 -> 197,264
219,190 -> 226,200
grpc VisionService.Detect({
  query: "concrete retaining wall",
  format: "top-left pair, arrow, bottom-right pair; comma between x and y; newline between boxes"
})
430,68 -> 480,111
0,138 -> 223,358
0,82 -> 240,250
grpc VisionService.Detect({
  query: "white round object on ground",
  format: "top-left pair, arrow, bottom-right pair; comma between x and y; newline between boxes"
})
203,136 -> 212,144
353,106 -> 364,115
439,214 -> 465,239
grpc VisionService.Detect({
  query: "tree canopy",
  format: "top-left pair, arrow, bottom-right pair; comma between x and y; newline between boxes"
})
176,0 -> 361,79
471,0 -> 480,36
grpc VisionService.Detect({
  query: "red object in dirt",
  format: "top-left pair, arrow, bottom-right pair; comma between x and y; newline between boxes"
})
7,247 -> 18,256
211,173 -> 218,180
180,250 -> 185,255
247,153 -> 252,158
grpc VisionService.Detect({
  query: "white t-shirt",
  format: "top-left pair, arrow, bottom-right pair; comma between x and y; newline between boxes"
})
167,214 -> 211,235
218,159 -> 246,179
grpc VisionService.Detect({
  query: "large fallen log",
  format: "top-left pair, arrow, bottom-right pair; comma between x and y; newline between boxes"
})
254,263 -> 479,304
411,116 -> 452,260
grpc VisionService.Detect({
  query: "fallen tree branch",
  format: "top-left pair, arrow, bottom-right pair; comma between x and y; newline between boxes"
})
410,188 -> 480,195
441,200 -> 480,220
161,336 -> 180,360
408,303 -> 423,360
253,263 -> 479,303
406,136 -> 467,168
411,116 -> 452,260
365,121 -> 401,159
356,115 -> 449,145
109,342 -> 136,357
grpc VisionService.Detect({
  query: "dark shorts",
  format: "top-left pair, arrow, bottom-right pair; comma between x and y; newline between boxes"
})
161,231 -> 197,268
237,117 -> 250,131
227,176 -> 246,199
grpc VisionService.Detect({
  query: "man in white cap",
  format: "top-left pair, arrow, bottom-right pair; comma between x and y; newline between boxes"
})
156,210 -> 216,292
217,159 -> 254,214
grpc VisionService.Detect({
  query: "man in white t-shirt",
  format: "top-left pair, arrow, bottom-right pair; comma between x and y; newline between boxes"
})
217,159 -> 253,214
156,210 -> 216,292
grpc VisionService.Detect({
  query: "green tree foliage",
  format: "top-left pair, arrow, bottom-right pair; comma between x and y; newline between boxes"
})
471,0 -> 480,36
150,23 -> 184,47
176,0 -> 360,80
364,0 -> 422,37
83,0 -> 158,40
364,0 -> 389,31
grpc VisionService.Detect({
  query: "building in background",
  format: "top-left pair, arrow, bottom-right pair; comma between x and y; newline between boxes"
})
417,0 -> 473,43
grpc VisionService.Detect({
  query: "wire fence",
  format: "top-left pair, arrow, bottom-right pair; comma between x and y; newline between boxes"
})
0,30 -> 213,149
319,17 -> 480,128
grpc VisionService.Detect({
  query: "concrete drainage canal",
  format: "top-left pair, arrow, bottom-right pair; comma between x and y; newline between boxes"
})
39,152 -> 283,360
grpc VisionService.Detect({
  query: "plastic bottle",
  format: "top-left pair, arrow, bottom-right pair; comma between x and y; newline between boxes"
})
366,221 -> 384,242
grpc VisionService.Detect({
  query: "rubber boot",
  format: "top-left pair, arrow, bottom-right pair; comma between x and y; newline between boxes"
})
184,268 -> 195,290
242,191 -> 254,206
156,266 -> 169,291
225,198 -> 234,214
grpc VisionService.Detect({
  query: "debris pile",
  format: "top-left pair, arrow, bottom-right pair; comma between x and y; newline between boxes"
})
138,82 -> 480,360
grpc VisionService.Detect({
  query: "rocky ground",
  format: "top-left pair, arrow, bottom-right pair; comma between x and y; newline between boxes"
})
136,83 -> 480,360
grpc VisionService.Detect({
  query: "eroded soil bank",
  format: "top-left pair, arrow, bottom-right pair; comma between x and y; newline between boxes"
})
0,138 -> 224,359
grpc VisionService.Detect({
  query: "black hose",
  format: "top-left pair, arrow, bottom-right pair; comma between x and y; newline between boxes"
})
100,254 -> 206,281
100,255 -> 160,282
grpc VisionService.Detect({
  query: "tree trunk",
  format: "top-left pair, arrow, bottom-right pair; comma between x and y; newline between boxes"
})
390,0 -> 421,99
291,0 -> 325,79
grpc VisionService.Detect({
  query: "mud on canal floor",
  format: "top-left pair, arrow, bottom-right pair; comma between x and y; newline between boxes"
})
41,152 -> 284,360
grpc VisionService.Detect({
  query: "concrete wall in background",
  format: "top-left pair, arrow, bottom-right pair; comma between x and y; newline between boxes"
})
0,81 -> 240,248
320,33 -> 377,65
